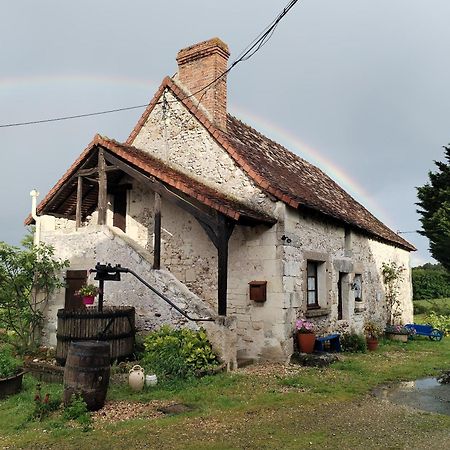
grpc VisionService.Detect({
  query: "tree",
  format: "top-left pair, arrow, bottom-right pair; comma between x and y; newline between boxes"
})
417,145 -> 450,271
412,263 -> 450,300
0,239 -> 69,353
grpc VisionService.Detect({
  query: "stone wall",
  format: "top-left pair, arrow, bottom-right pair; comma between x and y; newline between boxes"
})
282,206 -> 413,338
131,89 -> 274,216
39,225 -> 237,369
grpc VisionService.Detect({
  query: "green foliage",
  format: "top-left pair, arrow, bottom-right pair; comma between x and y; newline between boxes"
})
425,312 -> 450,336
413,298 -> 450,315
412,263 -> 450,300
417,145 -> 450,271
30,395 -> 61,422
141,325 -> 219,380
63,394 -> 92,431
0,239 -> 69,353
340,333 -> 367,353
0,345 -> 22,378
382,261 -> 405,326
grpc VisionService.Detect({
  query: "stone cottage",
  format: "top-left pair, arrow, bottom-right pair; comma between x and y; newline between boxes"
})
27,38 -> 415,366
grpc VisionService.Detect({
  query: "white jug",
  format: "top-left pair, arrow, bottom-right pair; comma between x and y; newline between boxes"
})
128,365 -> 145,391
145,374 -> 158,387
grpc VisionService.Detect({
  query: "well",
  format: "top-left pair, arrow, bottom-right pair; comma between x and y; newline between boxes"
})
56,306 -> 135,365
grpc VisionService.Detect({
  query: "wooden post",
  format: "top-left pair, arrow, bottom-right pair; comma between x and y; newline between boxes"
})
98,279 -> 104,312
97,149 -> 107,225
217,216 -> 234,316
75,176 -> 83,229
153,192 -> 161,269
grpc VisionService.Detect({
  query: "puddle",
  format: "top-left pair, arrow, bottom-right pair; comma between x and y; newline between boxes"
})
373,377 -> 450,415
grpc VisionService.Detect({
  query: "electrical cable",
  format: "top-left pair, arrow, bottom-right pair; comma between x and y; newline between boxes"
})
0,0 -> 299,129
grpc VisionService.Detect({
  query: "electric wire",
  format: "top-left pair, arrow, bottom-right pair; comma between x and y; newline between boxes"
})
0,0 -> 299,129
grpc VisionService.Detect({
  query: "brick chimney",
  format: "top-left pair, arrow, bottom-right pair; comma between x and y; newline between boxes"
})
176,38 -> 230,131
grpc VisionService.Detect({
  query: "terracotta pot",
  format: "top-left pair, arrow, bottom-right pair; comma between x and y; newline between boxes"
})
366,338 -> 378,351
297,332 -> 316,354
82,296 -> 95,305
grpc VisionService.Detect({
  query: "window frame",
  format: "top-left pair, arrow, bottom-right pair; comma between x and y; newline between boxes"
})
306,260 -> 320,309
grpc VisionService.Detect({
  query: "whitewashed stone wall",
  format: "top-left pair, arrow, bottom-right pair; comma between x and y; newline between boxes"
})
282,206 -> 413,341
131,89 -> 274,216
39,224 -> 238,369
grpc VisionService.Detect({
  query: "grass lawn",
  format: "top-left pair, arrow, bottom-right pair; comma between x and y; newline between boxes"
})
1,337 -> 450,450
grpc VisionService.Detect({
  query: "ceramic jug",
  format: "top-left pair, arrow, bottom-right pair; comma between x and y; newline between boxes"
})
145,374 -> 158,387
128,365 -> 145,391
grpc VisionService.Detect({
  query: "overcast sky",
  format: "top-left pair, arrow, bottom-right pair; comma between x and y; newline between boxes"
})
1,0 -> 449,266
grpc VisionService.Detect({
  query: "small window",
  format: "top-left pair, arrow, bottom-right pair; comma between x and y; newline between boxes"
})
353,274 -> 362,302
307,261 -> 319,309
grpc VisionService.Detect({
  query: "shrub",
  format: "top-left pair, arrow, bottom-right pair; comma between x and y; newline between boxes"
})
340,333 -> 367,353
425,312 -> 450,336
141,325 -> 219,380
63,394 -> 91,431
412,264 -> 450,300
0,345 -> 22,378
0,239 -> 69,353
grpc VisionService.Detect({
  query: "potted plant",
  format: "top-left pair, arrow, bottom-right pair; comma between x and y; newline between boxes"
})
295,319 -> 316,354
0,346 -> 24,399
364,321 -> 383,351
385,324 -> 414,342
78,284 -> 99,305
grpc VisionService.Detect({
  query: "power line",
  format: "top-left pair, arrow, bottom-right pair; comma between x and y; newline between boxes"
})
0,104 -> 148,128
0,0 -> 299,129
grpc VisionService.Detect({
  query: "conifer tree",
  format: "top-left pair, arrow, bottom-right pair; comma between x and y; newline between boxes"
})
417,145 -> 450,271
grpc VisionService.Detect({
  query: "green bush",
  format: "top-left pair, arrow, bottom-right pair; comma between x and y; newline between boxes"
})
412,264 -> 450,300
425,312 -> 450,336
340,333 -> 367,353
141,325 -> 219,380
63,394 -> 91,431
0,345 -> 22,378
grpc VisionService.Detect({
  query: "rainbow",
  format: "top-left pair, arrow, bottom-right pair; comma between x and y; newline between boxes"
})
0,74 -> 157,92
232,104 -> 393,228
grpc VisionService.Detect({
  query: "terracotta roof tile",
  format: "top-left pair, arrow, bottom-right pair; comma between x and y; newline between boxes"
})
223,115 -> 414,251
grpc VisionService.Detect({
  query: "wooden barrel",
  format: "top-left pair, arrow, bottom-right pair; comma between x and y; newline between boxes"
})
63,341 -> 110,411
56,306 -> 135,365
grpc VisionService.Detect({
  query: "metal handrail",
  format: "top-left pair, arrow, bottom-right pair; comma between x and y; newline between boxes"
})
91,263 -> 215,322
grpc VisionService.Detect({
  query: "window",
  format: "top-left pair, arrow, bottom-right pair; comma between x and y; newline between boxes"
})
353,274 -> 362,302
307,261 -> 319,308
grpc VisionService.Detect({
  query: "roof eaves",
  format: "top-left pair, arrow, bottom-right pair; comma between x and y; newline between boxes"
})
24,136 -> 100,225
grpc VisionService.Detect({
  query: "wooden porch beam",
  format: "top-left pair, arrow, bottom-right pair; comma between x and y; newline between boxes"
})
97,149 -> 107,225
76,165 -> 119,177
153,192 -> 161,270
217,215 -> 235,316
75,176 -> 83,228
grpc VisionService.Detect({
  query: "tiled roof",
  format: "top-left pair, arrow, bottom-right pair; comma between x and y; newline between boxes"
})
126,77 -> 415,251
25,135 -> 275,226
224,116 -> 415,251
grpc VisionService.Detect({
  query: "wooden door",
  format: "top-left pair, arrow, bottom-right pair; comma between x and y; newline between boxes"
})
64,270 -> 87,310
113,189 -> 127,232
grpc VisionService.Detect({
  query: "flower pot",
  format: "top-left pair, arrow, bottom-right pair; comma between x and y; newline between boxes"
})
366,338 -> 378,351
386,332 -> 408,342
297,333 -> 316,354
82,296 -> 95,305
0,371 -> 25,399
